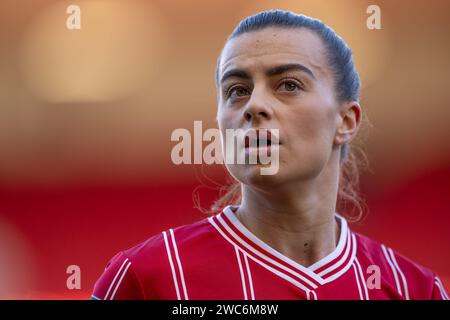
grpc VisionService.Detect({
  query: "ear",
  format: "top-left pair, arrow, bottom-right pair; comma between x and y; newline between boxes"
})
334,101 -> 362,146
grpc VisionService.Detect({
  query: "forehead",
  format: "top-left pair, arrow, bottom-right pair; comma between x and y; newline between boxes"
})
219,27 -> 330,80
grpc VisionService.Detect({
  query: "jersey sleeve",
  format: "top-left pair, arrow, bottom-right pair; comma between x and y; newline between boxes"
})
431,276 -> 449,300
378,244 -> 449,300
91,251 -> 145,300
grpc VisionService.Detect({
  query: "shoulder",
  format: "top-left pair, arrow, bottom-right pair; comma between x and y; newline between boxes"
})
92,216 -> 218,299
122,216 -> 216,261
353,231 -> 448,299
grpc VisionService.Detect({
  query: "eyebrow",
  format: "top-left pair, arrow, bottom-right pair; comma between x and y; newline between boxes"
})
219,69 -> 251,85
266,63 -> 316,80
220,63 -> 316,85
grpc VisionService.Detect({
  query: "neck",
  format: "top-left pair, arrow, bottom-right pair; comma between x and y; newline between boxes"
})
235,152 -> 341,267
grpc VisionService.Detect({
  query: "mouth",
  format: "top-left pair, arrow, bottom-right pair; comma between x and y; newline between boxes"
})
244,128 -> 281,149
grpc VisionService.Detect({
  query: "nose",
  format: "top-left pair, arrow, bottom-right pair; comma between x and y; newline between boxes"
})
243,86 -> 273,123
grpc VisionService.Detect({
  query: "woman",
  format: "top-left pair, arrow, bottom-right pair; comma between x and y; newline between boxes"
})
91,10 -> 448,300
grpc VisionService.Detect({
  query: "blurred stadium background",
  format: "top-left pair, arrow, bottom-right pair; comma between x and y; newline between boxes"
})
0,0 -> 449,299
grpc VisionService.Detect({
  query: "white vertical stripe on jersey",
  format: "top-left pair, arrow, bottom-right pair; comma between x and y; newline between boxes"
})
170,229 -> 189,300
434,277 -> 449,300
381,244 -> 402,297
110,261 -> 131,300
306,290 -> 318,300
235,247 -> 248,300
352,263 -> 364,300
355,258 -> 369,300
434,281 -> 448,300
163,231 -> 181,300
243,253 -> 255,300
388,248 -> 410,300
104,257 -> 129,300
243,246 -> 312,293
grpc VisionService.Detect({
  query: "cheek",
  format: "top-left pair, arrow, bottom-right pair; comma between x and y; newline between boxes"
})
217,110 -> 242,168
217,112 -> 233,150
217,105 -> 237,131
288,107 -> 336,146
283,100 -> 338,168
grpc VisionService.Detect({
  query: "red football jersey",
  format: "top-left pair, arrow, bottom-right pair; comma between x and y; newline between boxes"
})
91,205 -> 449,300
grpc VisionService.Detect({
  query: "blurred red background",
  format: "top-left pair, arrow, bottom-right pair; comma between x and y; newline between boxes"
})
0,0 -> 449,299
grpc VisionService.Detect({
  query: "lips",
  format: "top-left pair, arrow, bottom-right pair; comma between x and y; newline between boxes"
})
243,128 -> 280,149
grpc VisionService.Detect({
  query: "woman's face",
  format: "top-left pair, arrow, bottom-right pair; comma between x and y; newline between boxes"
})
217,27 -> 353,189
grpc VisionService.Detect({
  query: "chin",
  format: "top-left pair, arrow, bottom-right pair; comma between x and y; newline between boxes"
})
233,163 -> 286,189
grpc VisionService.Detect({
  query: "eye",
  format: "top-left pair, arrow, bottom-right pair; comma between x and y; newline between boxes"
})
277,79 -> 303,92
226,85 -> 250,100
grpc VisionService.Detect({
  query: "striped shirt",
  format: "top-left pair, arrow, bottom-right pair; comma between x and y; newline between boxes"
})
91,205 -> 449,300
